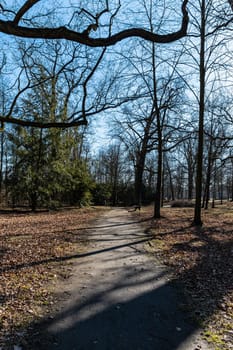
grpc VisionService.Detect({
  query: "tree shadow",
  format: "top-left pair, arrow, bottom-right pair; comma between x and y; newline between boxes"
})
65,217 -> 152,232
1,217 -> 152,241
0,208 -> 48,215
0,236 -> 153,273
176,228 -> 233,323
6,209 -> 232,349
25,264 -> 204,350
39,287 -> 201,350
149,219 -> 233,345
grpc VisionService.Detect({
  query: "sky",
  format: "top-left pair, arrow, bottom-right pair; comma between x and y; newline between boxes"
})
0,1 -> 232,154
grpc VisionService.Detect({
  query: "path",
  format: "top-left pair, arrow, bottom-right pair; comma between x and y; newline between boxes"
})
38,208 -> 211,350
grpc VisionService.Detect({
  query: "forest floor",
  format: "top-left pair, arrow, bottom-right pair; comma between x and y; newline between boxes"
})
139,202 -> 233,350
0,206 -> 104,349
0,203 -> 232,349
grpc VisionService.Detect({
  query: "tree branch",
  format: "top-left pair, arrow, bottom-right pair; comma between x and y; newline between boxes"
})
0,115 -> 87,129
81,47 -> 107,122
0,0 -> 189,46
13,0 -> 41,25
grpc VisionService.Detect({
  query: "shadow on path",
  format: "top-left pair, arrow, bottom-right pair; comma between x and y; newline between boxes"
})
35,282 -> 200,350
24,209 -> 211,350
0,236 -> 153,273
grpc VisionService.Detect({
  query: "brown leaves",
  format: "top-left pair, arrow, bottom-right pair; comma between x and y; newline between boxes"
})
0,207 -> 101,349
141,203 -> 233,350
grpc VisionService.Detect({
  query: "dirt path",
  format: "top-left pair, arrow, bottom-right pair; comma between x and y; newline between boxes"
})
37,208 -> 211,350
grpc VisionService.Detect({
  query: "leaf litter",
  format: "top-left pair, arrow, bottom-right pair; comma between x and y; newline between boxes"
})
1,203 -> 232,349
0,207 -> 103,349
139,202 -> 233,350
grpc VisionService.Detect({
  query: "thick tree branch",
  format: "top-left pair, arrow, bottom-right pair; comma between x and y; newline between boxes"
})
0,0 -> 189,46
0,115 -> 87,129
13,0 -> 41,24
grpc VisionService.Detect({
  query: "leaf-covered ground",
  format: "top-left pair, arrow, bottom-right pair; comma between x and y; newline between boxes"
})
0,207 -> 104,349
139,202 -> 233,350
1,204 -> 232,350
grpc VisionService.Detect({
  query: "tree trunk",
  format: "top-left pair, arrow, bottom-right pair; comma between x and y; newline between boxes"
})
134,121 -> 151,206
188,171 -> 194,200
203,140 -> 213,209
231,162 -> 233,201
0,132 -> 4,194
154,121 -> 163,218
166,157 -> 175,201
112,167 -> 118,206
135,161 -> 144,206
204,160 -> 211,209
193,0 -> 206,226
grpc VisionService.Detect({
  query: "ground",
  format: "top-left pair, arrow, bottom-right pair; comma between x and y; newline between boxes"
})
139,203 -> 233,350
0,204 -> 232,349
0,207 -> 102,349
25,208 -> 210,350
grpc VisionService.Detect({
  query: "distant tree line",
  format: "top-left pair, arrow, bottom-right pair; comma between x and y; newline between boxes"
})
0,1 -> 232,225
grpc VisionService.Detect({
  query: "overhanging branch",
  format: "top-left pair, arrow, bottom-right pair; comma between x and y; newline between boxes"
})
0,116 -> 87,129
0,0 -> 189,46
13,0 -> 41,25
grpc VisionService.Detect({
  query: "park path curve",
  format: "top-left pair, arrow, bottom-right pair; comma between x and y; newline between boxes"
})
42,208 -> 211,350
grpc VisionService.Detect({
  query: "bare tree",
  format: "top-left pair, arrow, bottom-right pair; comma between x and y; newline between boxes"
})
183,138 -> 197,200
0,57 -> 7,196
175,0 -> 233,225
92,143 -> 128,205
0,34 -> 135,129
113,52 -> 187,214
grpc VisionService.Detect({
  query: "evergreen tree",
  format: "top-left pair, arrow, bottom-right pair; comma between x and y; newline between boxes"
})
8,66 -> 93,209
